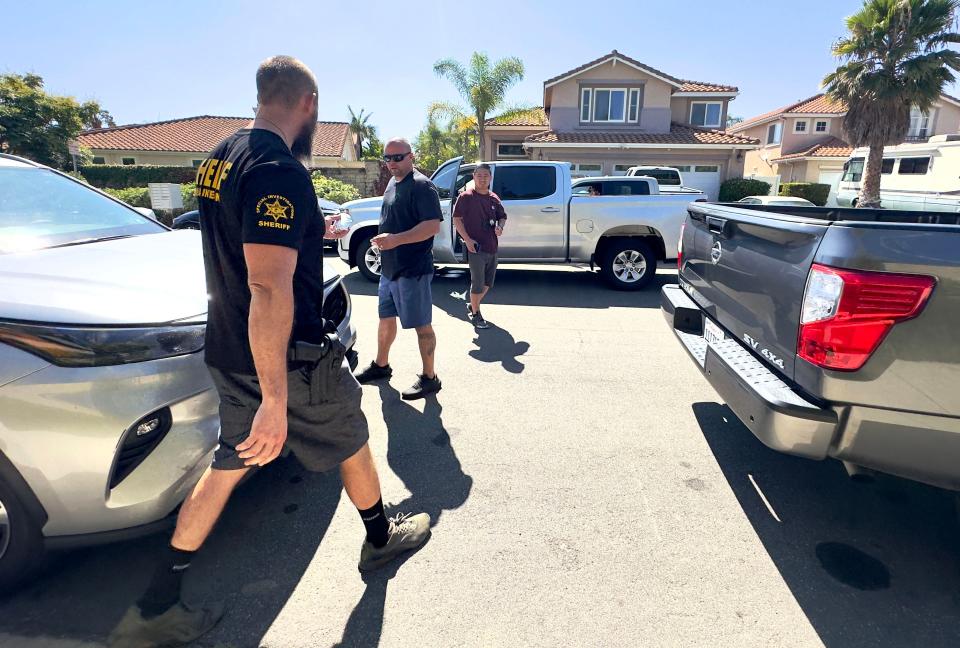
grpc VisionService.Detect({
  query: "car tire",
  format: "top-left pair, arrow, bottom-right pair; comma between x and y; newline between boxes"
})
0,477 -> 44,594
599,239 -> 657,291
355,232 -> 382,283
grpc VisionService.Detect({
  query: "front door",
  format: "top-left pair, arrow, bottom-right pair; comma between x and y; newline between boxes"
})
491,165 -> 566,259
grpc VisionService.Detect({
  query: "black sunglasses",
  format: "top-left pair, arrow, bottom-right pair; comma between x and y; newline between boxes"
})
383,152 -> 411,162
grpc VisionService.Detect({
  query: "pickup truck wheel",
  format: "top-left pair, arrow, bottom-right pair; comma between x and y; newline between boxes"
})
600,240 -> 657,291
0,477 -> 44,594
355,233 -> 382,283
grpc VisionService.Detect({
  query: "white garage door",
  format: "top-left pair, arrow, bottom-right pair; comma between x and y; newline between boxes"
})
677,164 -> 722,200
818,169 -> 842,207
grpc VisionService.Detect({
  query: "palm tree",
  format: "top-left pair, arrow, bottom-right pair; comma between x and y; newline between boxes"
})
823,0 -> 960,208
433,52 -> 526,159
347,106 -> 374,159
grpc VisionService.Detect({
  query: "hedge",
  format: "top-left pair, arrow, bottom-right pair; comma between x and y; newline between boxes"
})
80,165 -> 197,189
311,173 -> 360,204
779,182 -> 830,206
718,177 -> 772,202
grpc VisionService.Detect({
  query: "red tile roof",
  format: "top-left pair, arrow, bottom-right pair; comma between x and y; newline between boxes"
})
544,50 -> 737,93
730,94 -> 846,132
78,116 -> 350,157
524,123 -> 758,146
772,137 -> 853,162
484,108 -> 549,127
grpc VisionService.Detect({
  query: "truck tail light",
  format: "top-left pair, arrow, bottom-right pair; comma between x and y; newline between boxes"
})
677,221 -> 686,270
798,264 -> 935,371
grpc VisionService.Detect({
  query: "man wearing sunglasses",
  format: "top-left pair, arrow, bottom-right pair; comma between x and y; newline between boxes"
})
353,138 -> 443,400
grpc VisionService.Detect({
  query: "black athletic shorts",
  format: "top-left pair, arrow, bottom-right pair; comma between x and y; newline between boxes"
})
208,354 -> 369,472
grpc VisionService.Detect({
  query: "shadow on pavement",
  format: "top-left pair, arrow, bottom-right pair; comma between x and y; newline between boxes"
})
331,385 -> 472,648
341,265 -> 676,310
692,401 -> 960,648
0,456 -> 345,647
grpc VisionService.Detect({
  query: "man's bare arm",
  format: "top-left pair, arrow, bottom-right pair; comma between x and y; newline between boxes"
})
237,243 -> 298,466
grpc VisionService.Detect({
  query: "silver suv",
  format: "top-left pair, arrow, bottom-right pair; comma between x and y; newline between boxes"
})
0,154 -> 357,590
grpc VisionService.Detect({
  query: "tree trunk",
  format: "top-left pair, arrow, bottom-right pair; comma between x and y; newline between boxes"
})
477,111 -> 485,161
859,141 -> 884,208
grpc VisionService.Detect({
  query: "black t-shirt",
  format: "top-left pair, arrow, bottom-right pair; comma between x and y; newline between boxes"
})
378,170 -> 443,279
197,128 -> 325,374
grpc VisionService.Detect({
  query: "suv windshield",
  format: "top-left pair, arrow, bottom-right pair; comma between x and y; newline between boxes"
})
0,167 -> 165,254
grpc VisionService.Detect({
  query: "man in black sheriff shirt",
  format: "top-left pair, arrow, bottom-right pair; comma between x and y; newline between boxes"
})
109,57 -> 430,648
353,137 -> 444,400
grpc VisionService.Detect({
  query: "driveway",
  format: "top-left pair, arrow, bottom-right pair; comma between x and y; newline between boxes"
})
0,258 -> 957,648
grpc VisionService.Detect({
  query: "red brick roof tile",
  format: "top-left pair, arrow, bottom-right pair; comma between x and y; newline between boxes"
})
730,94 -> 846,132
772,137 -> 853,162
524,123 -> 758,146
543,51 -> 736,93
78,116 -> 350,157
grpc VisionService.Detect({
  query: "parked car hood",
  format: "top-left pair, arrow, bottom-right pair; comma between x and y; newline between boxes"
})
0,230 -> 339,325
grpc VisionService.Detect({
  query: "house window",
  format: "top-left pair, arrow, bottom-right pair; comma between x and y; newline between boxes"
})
690,102 -> 722,128
92,156 -> 105,165
881,159 -> 895,174
496,143 -> 526,158
694,165 -> 719,173
766,123 -> 782,145
674,166 -> 692,172
898,157 -> 930,175
121,157 -> 136,165
815,120 -> 829,133
593,88 -> 627,122
794,120 -> 808,134
628,89 -> 640,123
581,88 -> 592,122
571,163 -> 603,179
908,107 -> 931,139
613,164 -> 633,176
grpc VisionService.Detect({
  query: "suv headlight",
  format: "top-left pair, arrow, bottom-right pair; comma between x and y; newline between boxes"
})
0,320 -> 205,367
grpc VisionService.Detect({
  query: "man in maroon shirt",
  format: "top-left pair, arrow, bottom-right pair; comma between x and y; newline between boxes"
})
452,164 -> 507,329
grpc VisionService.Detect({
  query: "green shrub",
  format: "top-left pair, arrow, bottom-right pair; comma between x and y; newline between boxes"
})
311,173 -> 360,204
102,186 -> 151,207
181,183 -> 198,211
779,182 -> 830,206
63,170 -> 88,184
718,178 -> 772,202
80,165 -> 197,189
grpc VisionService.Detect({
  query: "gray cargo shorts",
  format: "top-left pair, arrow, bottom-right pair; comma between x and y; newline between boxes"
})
209,353 -> 369,472
468,251 -> 497,294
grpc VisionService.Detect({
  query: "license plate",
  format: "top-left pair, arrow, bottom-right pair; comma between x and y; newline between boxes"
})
704,318 -> 724,347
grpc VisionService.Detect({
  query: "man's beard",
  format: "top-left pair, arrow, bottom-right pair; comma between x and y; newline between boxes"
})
291,120 -> 316,166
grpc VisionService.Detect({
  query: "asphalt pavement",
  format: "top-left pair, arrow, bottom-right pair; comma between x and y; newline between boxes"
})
1,256 -> 958,648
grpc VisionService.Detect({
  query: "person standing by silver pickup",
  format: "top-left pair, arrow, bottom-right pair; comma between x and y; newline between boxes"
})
452,164 -> 507,329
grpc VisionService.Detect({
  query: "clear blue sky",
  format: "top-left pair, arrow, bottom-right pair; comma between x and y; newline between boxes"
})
4,0 -> 957,138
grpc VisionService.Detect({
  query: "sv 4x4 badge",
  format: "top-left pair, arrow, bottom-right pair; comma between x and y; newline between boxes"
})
743,333 -> 785,370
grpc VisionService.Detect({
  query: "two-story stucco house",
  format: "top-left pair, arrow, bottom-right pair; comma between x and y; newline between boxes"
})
483,51 -> 759,200
730,92 -> 960,189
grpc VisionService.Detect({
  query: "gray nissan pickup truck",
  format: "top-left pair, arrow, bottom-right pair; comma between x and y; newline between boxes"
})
661,202 -> 960,492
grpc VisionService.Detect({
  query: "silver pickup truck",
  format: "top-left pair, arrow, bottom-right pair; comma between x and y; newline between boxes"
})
337,158 -> 705,290
662,202 -> 960,492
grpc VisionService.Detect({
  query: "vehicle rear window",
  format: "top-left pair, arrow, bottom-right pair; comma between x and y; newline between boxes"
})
600,180 -> 650,196
492,166 -> 557,200
641,169 -> 681,185
0,167 -> 164,254
898,157 -> 930,175
881,159 -> 894,174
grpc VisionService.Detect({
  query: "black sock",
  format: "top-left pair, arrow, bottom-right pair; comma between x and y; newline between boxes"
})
359,498 -> 390,548
136,545 -> 195,619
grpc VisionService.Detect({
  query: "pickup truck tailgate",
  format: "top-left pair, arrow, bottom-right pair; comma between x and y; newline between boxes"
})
682,203 -> 828,380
